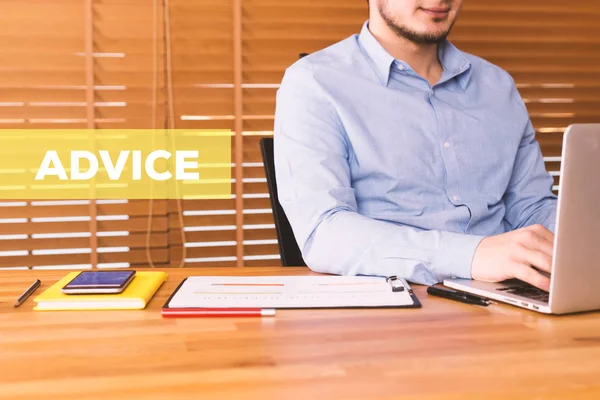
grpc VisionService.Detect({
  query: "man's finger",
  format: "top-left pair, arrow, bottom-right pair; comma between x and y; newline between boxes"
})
517,247 -> 552,274
520,226 -> 554,258
522,233 -> 554,258
527,224 -> 555,246
511,263 -> 551,292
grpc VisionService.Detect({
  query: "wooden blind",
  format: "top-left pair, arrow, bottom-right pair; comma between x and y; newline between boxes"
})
1,0 -> 598,269
0,0 -> 169,270
168,0 -> 238,267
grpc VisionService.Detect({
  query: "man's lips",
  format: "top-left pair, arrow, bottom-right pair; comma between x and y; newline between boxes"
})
420,7 -> 450,18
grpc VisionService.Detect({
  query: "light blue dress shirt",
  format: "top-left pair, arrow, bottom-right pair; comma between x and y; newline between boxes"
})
273,22 -> 557,285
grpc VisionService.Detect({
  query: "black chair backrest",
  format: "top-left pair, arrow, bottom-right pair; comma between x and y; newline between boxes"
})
260,137 -> 307,267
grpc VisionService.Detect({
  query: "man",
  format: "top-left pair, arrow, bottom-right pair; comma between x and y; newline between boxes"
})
273,0 -> 557,291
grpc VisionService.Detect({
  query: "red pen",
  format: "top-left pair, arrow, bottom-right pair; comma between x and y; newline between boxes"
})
161,307 -> 276,318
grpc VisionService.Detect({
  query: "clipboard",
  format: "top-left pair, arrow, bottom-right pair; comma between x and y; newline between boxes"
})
162,275 -> 421,311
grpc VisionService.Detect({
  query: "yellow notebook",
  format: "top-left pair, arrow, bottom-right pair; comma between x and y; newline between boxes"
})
33,271 -> 168,311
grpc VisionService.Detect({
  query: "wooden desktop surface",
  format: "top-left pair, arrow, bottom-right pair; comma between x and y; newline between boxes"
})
1,267 -> 600,400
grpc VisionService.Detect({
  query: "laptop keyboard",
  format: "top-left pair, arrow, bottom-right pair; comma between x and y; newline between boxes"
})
496,283 -> 549,303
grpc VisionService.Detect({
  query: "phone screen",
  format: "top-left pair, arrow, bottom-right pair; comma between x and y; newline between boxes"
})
65,271 -> 135,288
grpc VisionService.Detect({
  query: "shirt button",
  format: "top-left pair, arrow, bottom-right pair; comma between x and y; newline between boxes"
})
443,142 -> 450,149
397,64 -> 405,71
452,195 -> 460,202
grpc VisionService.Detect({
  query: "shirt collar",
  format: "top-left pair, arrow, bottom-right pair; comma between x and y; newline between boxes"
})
437,40 -> 472,91
358,21 -> 395,86
358,20 -> 472,91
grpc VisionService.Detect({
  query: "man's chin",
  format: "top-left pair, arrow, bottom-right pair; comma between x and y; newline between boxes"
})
383,15 -> 452,45
408,31 -> 450,45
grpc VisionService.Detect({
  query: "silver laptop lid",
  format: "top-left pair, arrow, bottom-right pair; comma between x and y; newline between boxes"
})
550,124 -> 600,314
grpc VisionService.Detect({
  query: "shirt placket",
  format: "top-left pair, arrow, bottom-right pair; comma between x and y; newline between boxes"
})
429,91 -> 465,213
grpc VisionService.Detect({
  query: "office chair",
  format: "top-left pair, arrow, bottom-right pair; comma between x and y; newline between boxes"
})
259,137 -> 307,267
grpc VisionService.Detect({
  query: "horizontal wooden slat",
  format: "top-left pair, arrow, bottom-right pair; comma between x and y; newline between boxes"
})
0,105 -> 197,120
0,72 -> 234,87
169,195 -> 267,211
243,198 -> 271,209
175,245 -> 237,259
458,0 -> 600,12
0,201 -> 167,219
176,120 -> 236,130
174,214 -> 237,228
0,88 -> 168,103
521,89 -> 600,102
243,244 -> 279,256
526,103 -> 600,114
171,230 -> 235,245
243,181 -> 268,195
0,120 -> 235,130
170,228 -> 276,245
244,258 -> 281,267
512,73 -> 600,87
182,260 -> 237,268
171,211 -> 274,230
0,232 -> 168,252
243,166 -> 267,179
242,119 -> 275,133
0,216 -> 168,235
537,133 -> 564,157
176,199 -> 235,211
0,248 -> 169,268
243,228 -> 277,241
244,213 -> 274,226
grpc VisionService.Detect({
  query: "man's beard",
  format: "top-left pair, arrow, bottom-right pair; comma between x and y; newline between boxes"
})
378,2 -> 455,45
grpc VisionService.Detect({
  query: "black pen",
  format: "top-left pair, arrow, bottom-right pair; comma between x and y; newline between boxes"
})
14,279 -> 41,307
427,286 -> 491,306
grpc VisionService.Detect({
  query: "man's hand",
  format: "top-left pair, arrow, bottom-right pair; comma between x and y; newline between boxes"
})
471,224 -> 555,291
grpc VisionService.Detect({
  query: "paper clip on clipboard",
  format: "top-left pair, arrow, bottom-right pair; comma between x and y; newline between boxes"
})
386,276 -> 412,293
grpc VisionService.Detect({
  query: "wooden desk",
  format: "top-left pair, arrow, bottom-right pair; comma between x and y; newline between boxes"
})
1,268 -> 600,400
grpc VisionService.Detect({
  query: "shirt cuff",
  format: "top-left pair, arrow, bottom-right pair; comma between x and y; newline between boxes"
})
432,232 -> 485,281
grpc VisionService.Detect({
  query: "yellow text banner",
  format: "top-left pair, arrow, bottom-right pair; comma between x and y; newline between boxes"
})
0,129 -> 232,199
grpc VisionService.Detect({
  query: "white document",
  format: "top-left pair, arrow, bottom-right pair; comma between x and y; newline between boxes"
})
167,275 -> 416,309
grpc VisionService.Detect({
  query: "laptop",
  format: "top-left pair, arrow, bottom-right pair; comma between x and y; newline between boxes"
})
444,124 -> 600,314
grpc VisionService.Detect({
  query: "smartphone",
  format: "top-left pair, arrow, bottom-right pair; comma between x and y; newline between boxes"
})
61,270 -> 136,294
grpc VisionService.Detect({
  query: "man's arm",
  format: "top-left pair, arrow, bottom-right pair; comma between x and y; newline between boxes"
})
469,81 -> 557,292
502,85 -> 558,233
273,66 -> 484,285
